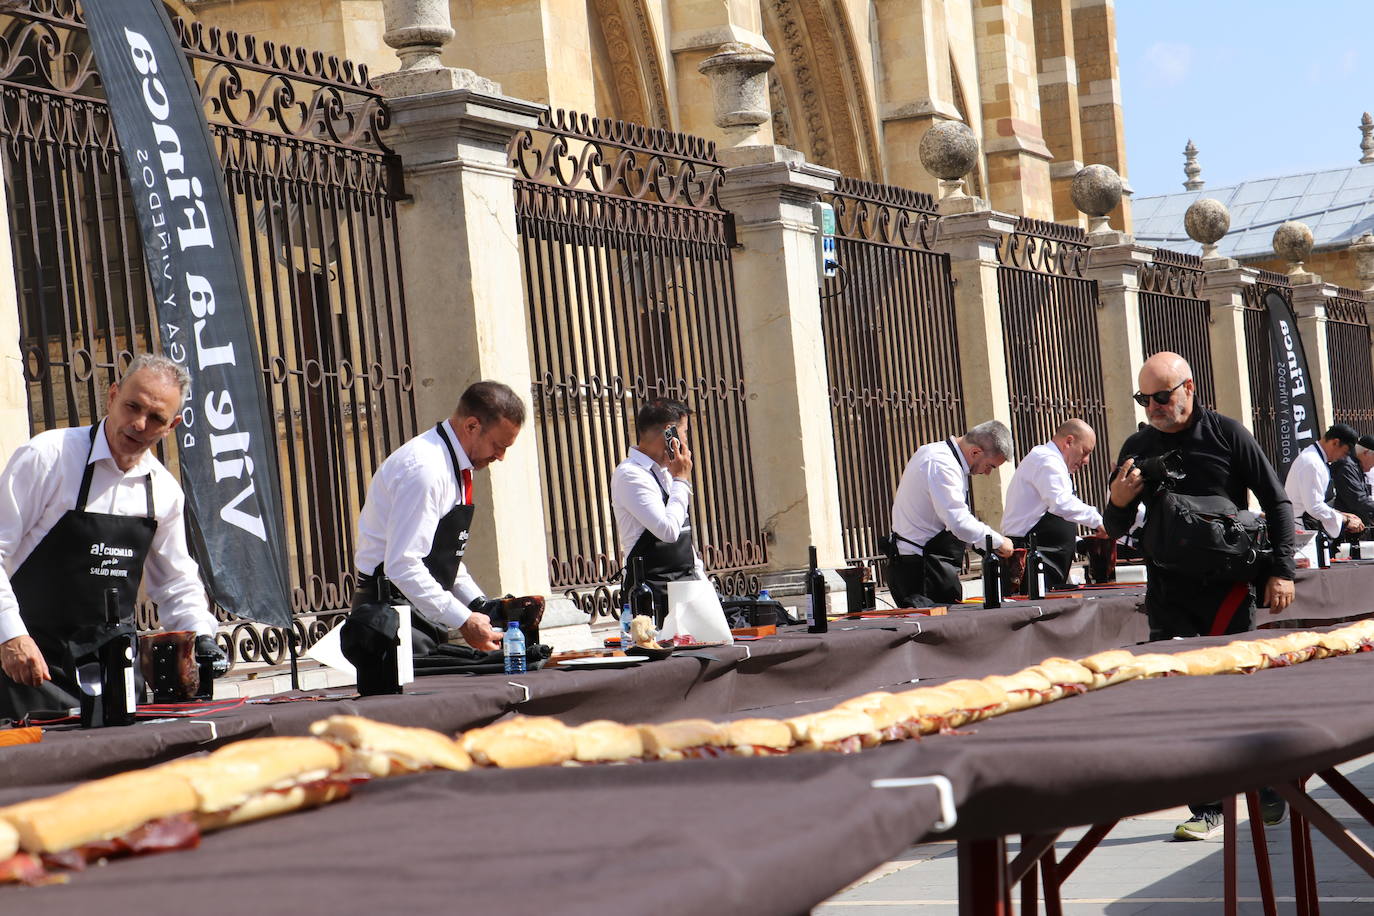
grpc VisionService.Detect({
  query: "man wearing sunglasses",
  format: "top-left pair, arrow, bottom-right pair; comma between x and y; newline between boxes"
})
1287,423 -> 1367,543
1105,351 -> 1295,841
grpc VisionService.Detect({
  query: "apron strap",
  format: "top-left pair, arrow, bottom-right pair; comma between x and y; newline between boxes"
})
945,438 -> 972,508
433,422 -> 465,497
75,424 -> 158,519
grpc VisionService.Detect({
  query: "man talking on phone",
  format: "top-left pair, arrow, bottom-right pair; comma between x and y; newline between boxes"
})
610,399 -> 706,620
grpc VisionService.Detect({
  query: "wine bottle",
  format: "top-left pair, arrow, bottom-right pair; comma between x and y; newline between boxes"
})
982,536 -> 1002,609
1352,538 -> 1363,560
99,587 -> 136,726
1026,534 -> 1046,600
806,545 -> 828,633
629,556 -> 656,623
1315,530 -> 1331,569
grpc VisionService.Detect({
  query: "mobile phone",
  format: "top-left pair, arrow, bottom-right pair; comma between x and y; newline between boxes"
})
664,425 -> 678,457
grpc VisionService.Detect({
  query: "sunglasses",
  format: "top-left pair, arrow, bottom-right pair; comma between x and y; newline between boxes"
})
1132,380 -> 1187,407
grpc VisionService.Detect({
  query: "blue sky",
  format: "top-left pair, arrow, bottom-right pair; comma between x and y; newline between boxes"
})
1116,1 -> 1371,197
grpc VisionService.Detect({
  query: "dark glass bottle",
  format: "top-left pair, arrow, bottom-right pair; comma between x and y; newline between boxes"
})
629,556 -> 656,623
982,536 -> 1002,609
1315,530 -> 1331,569
99,587 -> 136,726
806,545 -> 828,634
1026,534 -> 1046,600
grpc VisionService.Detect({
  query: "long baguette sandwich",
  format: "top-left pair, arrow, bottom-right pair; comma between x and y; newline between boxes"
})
721,718 -> 795,757
784,709 -> 874,753
938,679 -> 1010,722
896,687 -> 964,734
1317,629 -> 1362,656
835,692 -> 917,744
1130,653 -> 1189,677
1220,640 -> 1270,674
1173,647 -> 1235,676
0,769 -> 201,871
159,737 -> 350,832
636,719 -> 730,761
982,669 -> 1054,712
461,716 -> 576,768
567,720 -> 644,765
0,820 -> 43,885
1078,650 -> 1144,689
310,715 -> 471,778
1023,657 -> 1095,700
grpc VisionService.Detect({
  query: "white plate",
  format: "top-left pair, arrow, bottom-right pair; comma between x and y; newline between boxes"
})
555,655 -> 646,669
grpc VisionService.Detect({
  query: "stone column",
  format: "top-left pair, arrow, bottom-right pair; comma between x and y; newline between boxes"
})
1291,281 -> 1336,433
373,25 -> 561,611
1199,260 -> 1255,427
715,146 -> 845,571
1082,242 -> 1151,453
929,209 -> 1020,525
1031,0 -> 1086,227
0,155 -> 29,456
1070,0 -> 1132,230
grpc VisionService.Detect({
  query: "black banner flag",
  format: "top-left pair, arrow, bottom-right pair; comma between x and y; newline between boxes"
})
1265,289 -> 1321,481
85,2 -> 292,628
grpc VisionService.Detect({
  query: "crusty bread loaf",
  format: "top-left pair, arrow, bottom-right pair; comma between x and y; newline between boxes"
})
310,715 -> 471,777
195,781 -> 350,832
721,718 -> 794,754
0,820 -> 17,861
941,679 -> 1009,720
636,719 -> 726,760
1174,648 -> 1233,676
1078,650 -> 1144,689
1131,653 -> 1189,677
1221,640 -> 1269,672
461,716 -> 575,768
0,769 -> 198,854
160,738 -> 342,814
785,709 -> 875,749
569,720 -> 644,763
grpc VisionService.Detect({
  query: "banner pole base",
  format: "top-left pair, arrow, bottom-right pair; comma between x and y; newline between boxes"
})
288,626 -> 300,692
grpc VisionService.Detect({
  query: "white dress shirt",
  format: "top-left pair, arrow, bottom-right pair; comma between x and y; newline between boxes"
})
0,422 -> 216,644
610,448 -> 705,578
1286,443 -> 1343,537
354,420 -> 482,628
891,438 -> 1005,555
1001,441 -> 1103,537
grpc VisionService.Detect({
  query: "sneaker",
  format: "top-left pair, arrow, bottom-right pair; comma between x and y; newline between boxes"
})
1173,809 -> 1224,841
1261,796 -> 1287,827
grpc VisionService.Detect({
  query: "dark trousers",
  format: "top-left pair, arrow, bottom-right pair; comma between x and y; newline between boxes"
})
1145,568 -> 1254,641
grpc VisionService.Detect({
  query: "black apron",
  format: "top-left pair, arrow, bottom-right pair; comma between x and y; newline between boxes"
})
350,422 -> 475,659
624,470 -> 698,622
1012,511 -> 1078,589
887,440 -> 969,607
0,425 -> 157,720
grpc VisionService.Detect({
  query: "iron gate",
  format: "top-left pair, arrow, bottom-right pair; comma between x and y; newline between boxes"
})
1325,288 -> 1374,436
819,177 -> 964,577
996,218 -> 1111,510
0,2 -> 416,665
1138,249 -> 1216,409
508,109 -> 765,618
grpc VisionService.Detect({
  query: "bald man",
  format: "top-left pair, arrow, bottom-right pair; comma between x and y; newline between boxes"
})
1105,352 -> 1295,841
1002,419 -> 1106,589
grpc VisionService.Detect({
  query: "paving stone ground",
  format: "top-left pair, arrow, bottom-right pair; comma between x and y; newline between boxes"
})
817,755 -> 1374,915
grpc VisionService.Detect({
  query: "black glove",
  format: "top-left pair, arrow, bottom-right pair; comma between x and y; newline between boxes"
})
195,634 -> 229,678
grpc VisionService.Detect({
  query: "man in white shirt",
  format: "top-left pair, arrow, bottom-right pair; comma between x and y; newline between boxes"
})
349,382 -> 520,670
610,399 -> 705,622
1002,418 -> 1106,589
0,354 -> 224,720
886,420 -> 1015,606
1284,423 -> 1365,541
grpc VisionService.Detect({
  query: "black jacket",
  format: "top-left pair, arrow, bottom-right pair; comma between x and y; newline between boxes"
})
1103,407 -> 1296,579
1331,454 -> 1374,526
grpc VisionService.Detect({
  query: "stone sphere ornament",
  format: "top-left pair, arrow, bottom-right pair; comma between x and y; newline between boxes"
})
1071,164 -> 1123,234
919,121 -> 979,198
1273,221 -> 1314,275
1184,198 -> 1231,259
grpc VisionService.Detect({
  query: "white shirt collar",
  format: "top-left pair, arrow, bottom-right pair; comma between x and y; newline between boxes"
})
947,437 -> 971,474
89,419 -> 157,477
1308,442 -> 1328,464
440,419 -> 474,472
628,447 -> 665,474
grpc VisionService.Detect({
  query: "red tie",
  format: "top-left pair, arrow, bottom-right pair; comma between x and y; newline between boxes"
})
461,468 -> 473,506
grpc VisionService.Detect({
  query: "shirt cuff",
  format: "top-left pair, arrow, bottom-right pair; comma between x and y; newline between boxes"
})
669,478 -> 692,498
0,609 -> 29,644
1321,512 -> 1345,538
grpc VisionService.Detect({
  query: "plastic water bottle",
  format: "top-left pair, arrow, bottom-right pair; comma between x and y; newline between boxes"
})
759,589 -> 770,600
503,621 -> 526,674
620,600 -> 633,649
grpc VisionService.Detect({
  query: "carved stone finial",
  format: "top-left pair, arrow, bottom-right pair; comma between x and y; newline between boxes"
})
1184,198 -> 1230,259
382,0 -> 454,72
1071,164 -> 1123,236
1353,231 -> 1374,290
1361,113 -> 1374,165
919,121 -> 980,200
1273,221 -> 1314,275
1183,139 -> 1204,190
698,43 -> 775,147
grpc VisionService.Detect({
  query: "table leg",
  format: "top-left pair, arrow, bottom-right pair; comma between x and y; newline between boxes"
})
1223,795 -> 1238,916
958,837 -> 1009,916
1040,845 -> 1063,916
1244,791 -> 1278,916
1317,767 -> 1374,827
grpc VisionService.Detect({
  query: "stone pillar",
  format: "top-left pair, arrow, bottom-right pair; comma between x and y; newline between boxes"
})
668,0 -> 772,148
0,154 -> 29,457
1082,242 -> 1151,453
715,147 -> 844,570
929,209 -> 1020,525
1070,0 -> 1132,231
1031,0 -> 1086,227
373,61 -> 558,607
1200,260 -> 1255,427
1291,281 -> 1336,433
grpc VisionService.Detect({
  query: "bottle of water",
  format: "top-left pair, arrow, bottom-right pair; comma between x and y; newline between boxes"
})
620,599 -> 633,649
503,621 -> 526,674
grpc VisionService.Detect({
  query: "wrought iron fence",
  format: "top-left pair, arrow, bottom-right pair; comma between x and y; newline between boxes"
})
1242,271 -> 1292,466
508,109 -> 765,618
818,177 -> 964,579
0,2 -> 416,667
1326,288 -> 1374,435
1138,249 -> 1216,410
996,218 -> 1111,510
